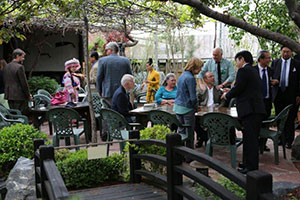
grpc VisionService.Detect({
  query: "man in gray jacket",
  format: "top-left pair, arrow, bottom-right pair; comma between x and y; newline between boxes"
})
4,48 -> 31,114
97,42 -> 132,102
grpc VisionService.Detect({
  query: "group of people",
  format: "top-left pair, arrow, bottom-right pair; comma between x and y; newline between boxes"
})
2,42 -> 299,175
96,44 -> 300,175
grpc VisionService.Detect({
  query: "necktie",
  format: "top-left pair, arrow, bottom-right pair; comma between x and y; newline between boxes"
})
262,69 -> 267,98
280,60 -> 287,92
217,62 -> 222,85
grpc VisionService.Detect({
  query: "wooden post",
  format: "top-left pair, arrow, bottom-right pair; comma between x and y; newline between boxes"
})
39,145 -> 54,199
246,170 -> 273,200
34,139 -> 44,198
129,130 -> 141,183
166,134 -> 183,200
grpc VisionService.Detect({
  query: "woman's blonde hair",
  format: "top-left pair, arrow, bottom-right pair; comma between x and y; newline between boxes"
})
184,57 -> 204,72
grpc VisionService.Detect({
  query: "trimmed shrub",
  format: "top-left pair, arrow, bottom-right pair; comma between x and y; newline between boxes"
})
0,124 -> 48,177
28,76 -> 60,95
123,125 -> 172,180
195,176 -> 246,199
55,149 -> 126,189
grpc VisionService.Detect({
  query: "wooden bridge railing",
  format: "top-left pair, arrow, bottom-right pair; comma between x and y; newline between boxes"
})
129,133 -> 280,200
34,139 -> 70,200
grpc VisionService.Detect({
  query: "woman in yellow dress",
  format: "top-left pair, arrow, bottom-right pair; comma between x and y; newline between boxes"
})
143,58 -> 160,103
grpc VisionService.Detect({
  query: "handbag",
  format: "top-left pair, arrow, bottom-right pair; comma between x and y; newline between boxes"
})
51,91 -> 69,105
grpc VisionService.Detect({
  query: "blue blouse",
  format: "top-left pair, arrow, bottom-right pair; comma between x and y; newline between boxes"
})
155,86 -> 177,105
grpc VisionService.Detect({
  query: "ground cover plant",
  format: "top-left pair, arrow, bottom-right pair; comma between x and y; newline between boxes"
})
0,124 -> 47,177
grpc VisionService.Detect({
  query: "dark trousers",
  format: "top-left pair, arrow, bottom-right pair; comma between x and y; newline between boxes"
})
260,98 -> 272,147
176,109 -> 195,149
195,117 -> 207,142
241,114 -> 264,170
274,89 -> 298,145
8,100 -> 28,115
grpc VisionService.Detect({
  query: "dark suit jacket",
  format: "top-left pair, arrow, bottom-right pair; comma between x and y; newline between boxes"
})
226,64 -> 266,118
111,85 -> 133,122
197,86 -> 226,107
254,65 -> 272,99
4,61 -> 30,100
271,58 -> 300,102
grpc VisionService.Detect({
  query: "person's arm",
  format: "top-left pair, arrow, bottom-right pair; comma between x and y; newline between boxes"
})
96,60 -> 104,96
17,66 -> 30,99
155,87 -> 163,105
197,61 -> 209,79
225,67 -> 247,100
126,59 -> 132,75
187,77 -> 198,109
149,72 -> 160,86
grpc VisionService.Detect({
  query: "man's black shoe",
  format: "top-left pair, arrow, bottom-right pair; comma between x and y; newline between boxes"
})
285,143 -> 292,149
264,146 -> 270,152
237,167 -> 251,174
238,163 -> 245,168
195,141 -> 203,148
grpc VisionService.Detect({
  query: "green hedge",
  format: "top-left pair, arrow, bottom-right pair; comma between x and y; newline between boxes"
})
28,76 -> 60,95
55,149 -> 126,189
0,124 -> 48,177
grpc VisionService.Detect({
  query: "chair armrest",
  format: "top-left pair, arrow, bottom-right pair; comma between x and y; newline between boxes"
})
181,124 -> 191,128
7,114 -> 29,124
262,118 -> 276,127
0,113 -> 25,124
129,123 -> 141,127
8,109 -> 22,115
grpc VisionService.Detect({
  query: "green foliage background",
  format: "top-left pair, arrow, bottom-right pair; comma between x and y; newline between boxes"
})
28,76 -> 60,95
0,124 -> 47,176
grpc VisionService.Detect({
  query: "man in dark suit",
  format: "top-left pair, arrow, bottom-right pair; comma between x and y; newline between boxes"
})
111,74 -> 135,122
222,50 -> 266,174
271,46 -> 300,149
254,50 -> 273,152
4,48 -> 31,114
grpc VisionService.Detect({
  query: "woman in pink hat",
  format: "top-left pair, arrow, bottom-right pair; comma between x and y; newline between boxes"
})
62,58 -> 85,102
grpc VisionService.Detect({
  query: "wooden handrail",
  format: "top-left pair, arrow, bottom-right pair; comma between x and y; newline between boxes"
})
34,139 -> 69,199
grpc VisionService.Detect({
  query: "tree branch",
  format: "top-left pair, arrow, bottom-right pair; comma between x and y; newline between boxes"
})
285,0 -> 300,29
164,0 -> 300,53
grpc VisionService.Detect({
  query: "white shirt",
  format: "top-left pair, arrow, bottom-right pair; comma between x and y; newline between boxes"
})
206,86 -> 214,107
281,58 -> 291,87
258,64 -> 270,99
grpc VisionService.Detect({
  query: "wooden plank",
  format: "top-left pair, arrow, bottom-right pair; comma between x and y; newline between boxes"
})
71,183 -> 167,200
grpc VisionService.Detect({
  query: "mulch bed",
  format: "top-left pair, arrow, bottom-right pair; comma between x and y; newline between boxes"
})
280,186 -> 300,199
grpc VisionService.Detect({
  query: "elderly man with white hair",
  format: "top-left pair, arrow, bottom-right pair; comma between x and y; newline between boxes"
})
197,47 -> 235,90
111,74 -> 135,122
97,41 -> 132,102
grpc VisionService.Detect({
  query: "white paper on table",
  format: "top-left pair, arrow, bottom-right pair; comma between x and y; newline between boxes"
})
87,145 -> 107,160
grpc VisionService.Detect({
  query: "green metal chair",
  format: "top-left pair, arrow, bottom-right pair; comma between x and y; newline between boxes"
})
100,98 -> 111,109
33,94 -> 51,109
56,87 -> 65,92
259,104 -> 293,165
100,108 -> 140,155
37,89 -> 52,98
148,110 -> 194,149
90,93 -> 106,139
48,108 -> 89,150
202,112 -> 242,169
0,106 -> 29,129
228,98 -> 236,108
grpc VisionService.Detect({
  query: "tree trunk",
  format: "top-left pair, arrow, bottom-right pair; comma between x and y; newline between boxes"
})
83,16 -> 98,143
